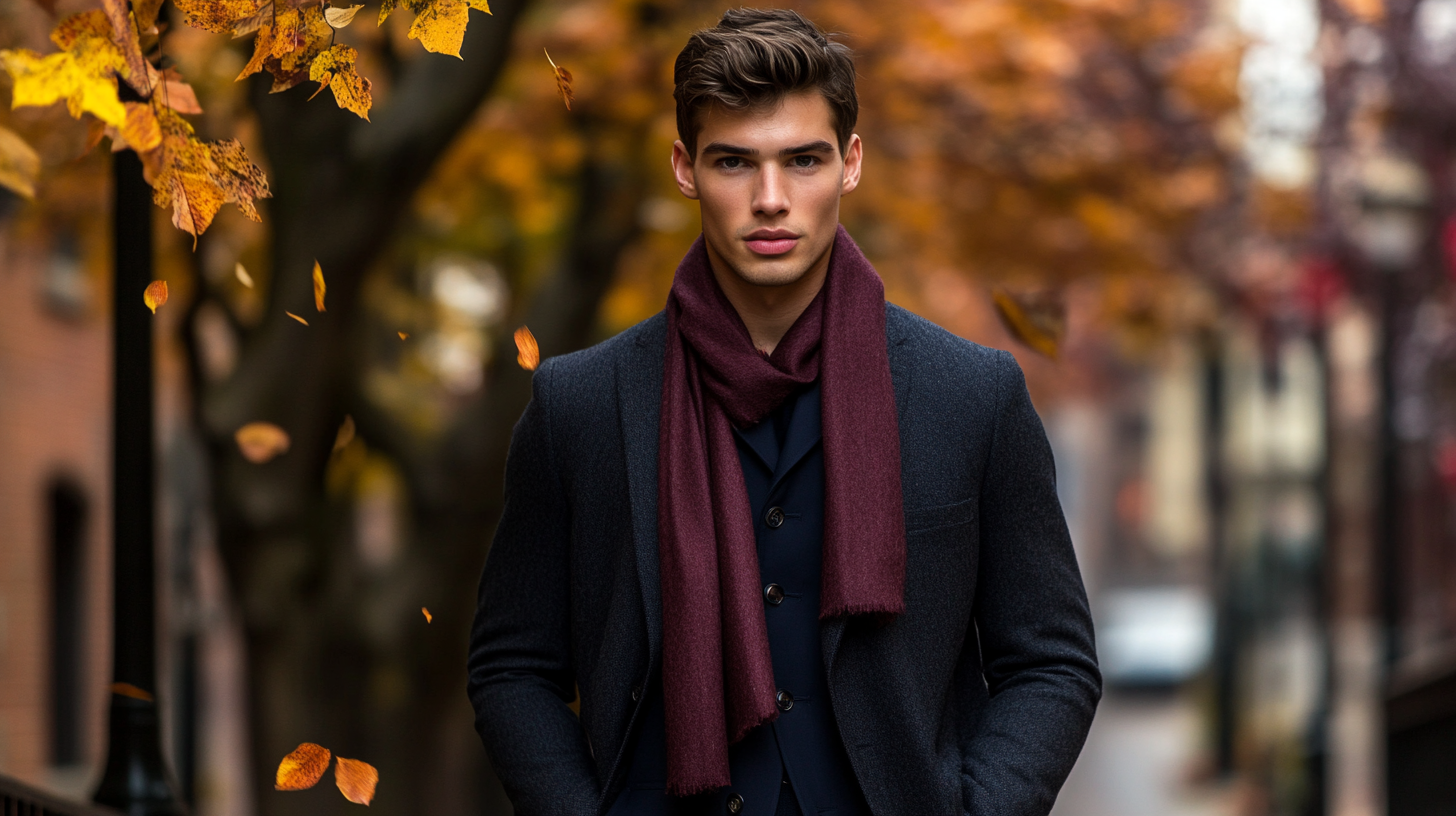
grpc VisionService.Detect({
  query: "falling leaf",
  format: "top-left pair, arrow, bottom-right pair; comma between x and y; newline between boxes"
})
143,280 -> 168,313
286,311 -> 309,326
0,125 -> 40,199
235,262 -> 254,288
332,414 -> 355,453
991,287 -> 1066,360
235,421 -> 291,463
514,325 -> 539,371
311,260 -> 327,311
378,0 -> 491,59
334,756 -> 378,805
274,743 -> 331,791
421,607 -> 432,623
110,682 -> 154,701
397,331 -> 409,340
324,4 -> 365,28
545,49 -> 573,110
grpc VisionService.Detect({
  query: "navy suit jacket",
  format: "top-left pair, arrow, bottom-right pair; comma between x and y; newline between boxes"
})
468,304 -> 1101,816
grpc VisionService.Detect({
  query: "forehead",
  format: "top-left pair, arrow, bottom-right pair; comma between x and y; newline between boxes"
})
696,91 -> 837,150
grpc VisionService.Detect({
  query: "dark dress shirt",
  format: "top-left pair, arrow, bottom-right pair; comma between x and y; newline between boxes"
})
605,383 -> 872,816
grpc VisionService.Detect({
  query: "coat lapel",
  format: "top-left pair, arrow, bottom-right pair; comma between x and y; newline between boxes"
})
820,305 -> 914,681
617,313 -> 668,665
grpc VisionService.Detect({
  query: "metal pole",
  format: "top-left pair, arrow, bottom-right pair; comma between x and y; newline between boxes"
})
92,148 -> 187,816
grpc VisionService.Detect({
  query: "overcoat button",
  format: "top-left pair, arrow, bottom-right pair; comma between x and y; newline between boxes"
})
764,583 -> 785,605
765,506 -> 785,528
630,684 -> 642,702
726,792 -> 744,813
775,689 -> 794,711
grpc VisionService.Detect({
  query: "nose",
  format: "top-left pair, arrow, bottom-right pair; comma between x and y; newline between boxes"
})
752,164 -> 789,217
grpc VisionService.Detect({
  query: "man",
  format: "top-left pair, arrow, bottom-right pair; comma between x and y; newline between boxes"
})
468,9 -> 1100,816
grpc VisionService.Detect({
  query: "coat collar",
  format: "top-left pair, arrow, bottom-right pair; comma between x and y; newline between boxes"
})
614,307 -> 914,676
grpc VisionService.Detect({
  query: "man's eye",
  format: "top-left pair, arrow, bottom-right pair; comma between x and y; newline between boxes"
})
791,155 -> 818,168
720,157 -> 743,169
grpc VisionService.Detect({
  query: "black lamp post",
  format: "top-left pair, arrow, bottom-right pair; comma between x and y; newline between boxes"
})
91,149 -> 187,816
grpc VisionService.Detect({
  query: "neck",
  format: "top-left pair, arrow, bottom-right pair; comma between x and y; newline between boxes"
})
704,240 -> 831,357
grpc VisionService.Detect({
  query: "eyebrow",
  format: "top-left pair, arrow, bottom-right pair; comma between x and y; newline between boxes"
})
700,139 -> 838,158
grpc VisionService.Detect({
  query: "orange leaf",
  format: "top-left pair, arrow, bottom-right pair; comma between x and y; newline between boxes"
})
235,421 -> 291,463
991,287 -> 1066,360
421,607 -> 432,623
312,260 -> 326,312
332,414 -> 355,453
514,325 -> 539,371
286,311 -> 309,326
397,331 -> 408,340
544,49 -> 572,111
275,743 -> 330,791
334,756 -> 378,805
143,280 -> 168,313
110,681 -> 154,701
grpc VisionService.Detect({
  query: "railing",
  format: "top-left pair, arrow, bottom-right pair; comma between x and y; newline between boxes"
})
0,774 -> 121,816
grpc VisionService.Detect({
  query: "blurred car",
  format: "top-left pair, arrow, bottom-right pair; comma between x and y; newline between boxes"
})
1095,585 -> 1214,688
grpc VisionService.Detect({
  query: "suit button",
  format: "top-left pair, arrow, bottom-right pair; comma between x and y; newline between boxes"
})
630,684 -> 642,702
776,689 -> 794,711
764,583 -> 785,605
765,506 -> 785,528
726,792 -> 744,813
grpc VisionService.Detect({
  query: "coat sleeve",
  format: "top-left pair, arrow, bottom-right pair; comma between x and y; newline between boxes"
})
961,350 -> 1101,816
467,360 -> 601,816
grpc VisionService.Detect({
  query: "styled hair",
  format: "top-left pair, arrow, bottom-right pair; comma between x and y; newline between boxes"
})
673,8 -> 858,159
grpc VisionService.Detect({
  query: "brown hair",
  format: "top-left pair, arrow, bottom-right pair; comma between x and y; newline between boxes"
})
673,8 -> 857,159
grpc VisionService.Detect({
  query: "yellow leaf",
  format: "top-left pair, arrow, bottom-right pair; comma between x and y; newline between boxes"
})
149,108 -> 270,239
143,280 -> 168,313
991,287 -> 1066,360
110,682 -> 154,701
0,125 -> 40,198
235,421 -> 291,463
332,414 -> 355,453
133,0 -> 166,34
514,325 -> 539,371
312,260 -> 327,311
1,47 -> 126,127
235,262 -> 254,288
397,331 -> 409,340
383,0 -> 489,57
421,607 -> 432,622
545,49 -> 573,111
309,45 -> 371,120
239,5 -> 333,92
173,0 -> 264,35
100,0 -> 150,95
334,756 -> 378,805
286,311 -> 309,325
324,4 -> 365,28
119,101 -> 162,152
274,743 -> 330,790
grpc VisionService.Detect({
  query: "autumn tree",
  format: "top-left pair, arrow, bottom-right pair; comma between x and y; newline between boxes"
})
3,0 -> 1243,814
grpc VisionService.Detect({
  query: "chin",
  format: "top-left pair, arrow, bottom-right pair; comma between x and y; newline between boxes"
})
731,259 -> 814,288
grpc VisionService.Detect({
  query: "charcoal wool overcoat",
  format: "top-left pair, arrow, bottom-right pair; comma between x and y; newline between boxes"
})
467,304 -> 1101,816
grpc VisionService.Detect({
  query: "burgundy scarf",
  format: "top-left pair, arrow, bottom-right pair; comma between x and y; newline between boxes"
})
657,225 -> 906,796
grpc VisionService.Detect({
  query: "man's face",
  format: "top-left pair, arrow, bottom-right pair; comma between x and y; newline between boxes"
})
671,91 -> 862,291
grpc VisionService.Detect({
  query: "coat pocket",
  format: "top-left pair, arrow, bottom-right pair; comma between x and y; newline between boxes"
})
903,495 -> 976,534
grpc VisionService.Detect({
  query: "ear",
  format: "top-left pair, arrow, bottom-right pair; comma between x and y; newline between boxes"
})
841,133 -> 863,196
671,140 -> 700,200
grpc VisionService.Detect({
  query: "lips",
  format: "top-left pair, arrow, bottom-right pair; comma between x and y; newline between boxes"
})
744,230 -> 799,256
